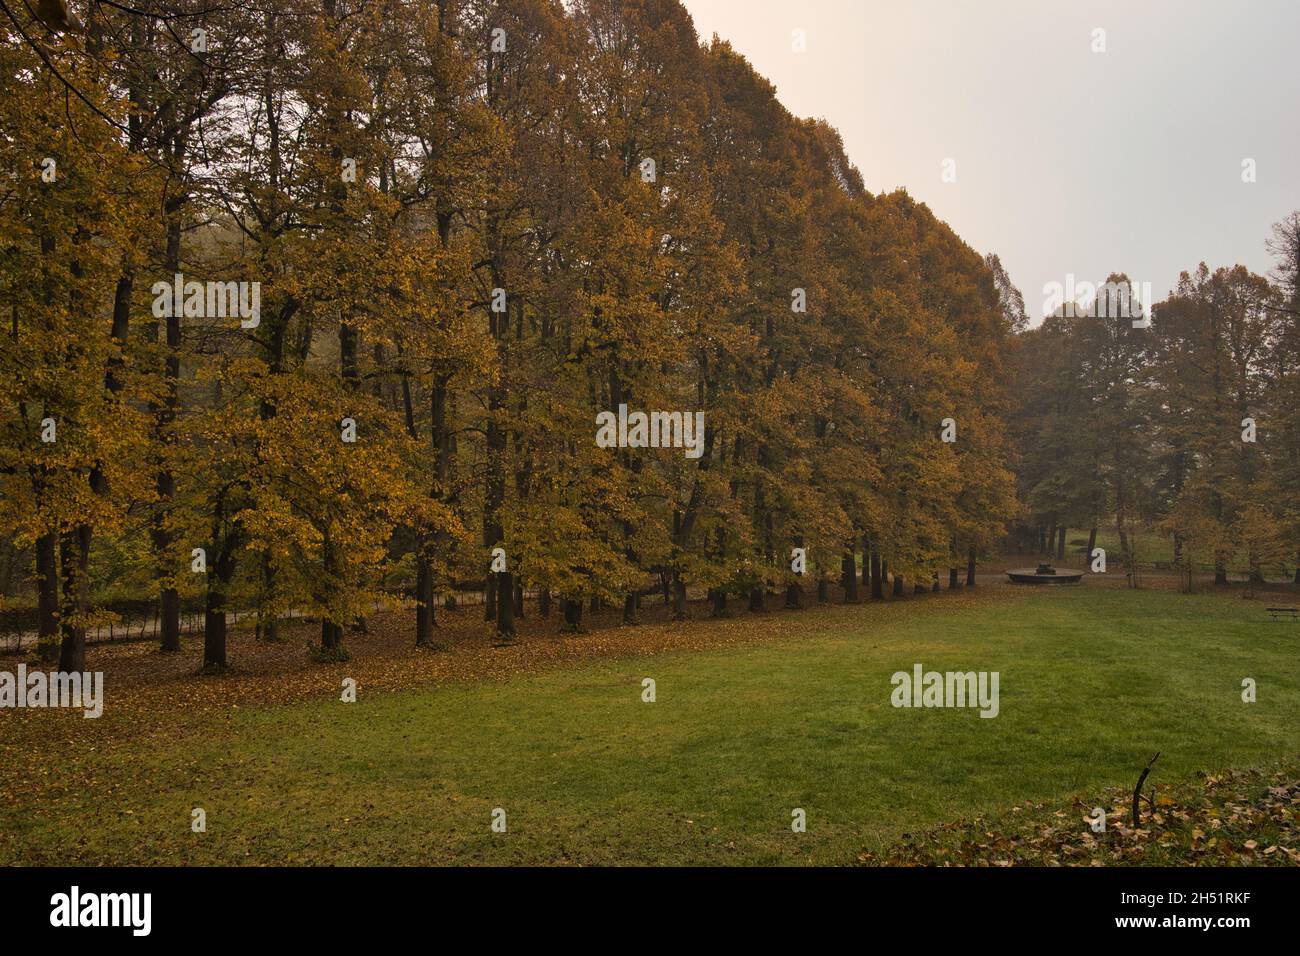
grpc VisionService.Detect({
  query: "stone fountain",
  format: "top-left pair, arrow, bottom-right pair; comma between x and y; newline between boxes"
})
1006,562 -> 1084,584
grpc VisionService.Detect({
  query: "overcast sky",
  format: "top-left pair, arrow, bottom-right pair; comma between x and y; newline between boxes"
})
679,0 -> 1300,322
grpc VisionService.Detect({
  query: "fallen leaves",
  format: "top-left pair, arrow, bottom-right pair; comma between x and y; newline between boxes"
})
859,764 -> 1300,867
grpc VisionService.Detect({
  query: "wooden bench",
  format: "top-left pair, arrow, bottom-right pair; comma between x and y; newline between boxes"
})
1266,607 -> 1298,623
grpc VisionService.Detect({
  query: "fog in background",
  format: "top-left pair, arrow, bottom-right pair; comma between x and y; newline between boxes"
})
681,0 -> 1300,322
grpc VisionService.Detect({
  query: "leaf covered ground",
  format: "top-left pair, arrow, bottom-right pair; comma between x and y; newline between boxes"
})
859,764 -> 1300,866
2,585 -> 1298,865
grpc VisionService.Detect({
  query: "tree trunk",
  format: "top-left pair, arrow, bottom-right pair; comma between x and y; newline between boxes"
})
870,547 -> 883,600
495,570 -> 515,640
415,556 -> 434,645
949,567 -> 959,588
748,586 -> 765,612
785,581 -> 803,609
710,589 -> 727,617
1087,526 -> 1098,567
892,574 -> 905,598
562,598 -> 582,631
155,215 -> 183,654
841,548 -> 860,602
204,572 -> 228,669
423,370 -> 453,639
36,531 -> 59,664
321,620 -> 343,650
1056,526 -> 1066,561
624,593 -> 639,624
966,546 -> 977,586
539,588 -> 551,617
1249,553 -> 1264,586
203,494 -> 238,667
57,525 -> 90,673
258,552 -> 279,642
1116,482 -> 1135,586
672,575 -> 687,619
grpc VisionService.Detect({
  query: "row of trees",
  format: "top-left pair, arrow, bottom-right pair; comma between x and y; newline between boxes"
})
1012,215 -> 1300,585
1,0 -> 1019,670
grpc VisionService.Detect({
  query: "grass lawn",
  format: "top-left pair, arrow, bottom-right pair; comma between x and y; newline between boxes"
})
2,587 -> 1297,865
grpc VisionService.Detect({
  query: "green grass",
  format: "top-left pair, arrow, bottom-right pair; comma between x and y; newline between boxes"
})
1081,528 -> 1296,577
3,588 -> 1298,865
1089,529 -> 1176,566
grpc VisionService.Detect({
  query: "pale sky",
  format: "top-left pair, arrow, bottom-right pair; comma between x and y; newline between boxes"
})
679,0 -> 1300,322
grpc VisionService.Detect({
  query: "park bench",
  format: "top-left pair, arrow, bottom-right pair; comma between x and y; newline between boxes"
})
1266,607 -> 1298,623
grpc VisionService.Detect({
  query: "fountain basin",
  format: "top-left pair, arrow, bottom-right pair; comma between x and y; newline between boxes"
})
1006,563 -> 1083,585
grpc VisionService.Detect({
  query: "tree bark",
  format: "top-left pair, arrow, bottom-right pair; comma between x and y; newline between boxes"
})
57,525 -> 90,673
672,574 -> 687,619
841,548 -> 860,602
562,598 -> 582,631
36,531 -> 59,664
155,201 -> 184,654
258,552 -> 279,642
495,570 -> 515,640
321,620 -> 343,650
202,492 -> 239,667
415,558 -> 434,645
709,589 -> 727,618
203,554 -> 235,669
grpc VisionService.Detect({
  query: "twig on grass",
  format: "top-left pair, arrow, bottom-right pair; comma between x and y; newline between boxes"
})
1132,752 -> 1161,827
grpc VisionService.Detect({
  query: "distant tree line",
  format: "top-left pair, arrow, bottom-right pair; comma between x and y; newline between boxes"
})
1011,214 -> 1300,586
